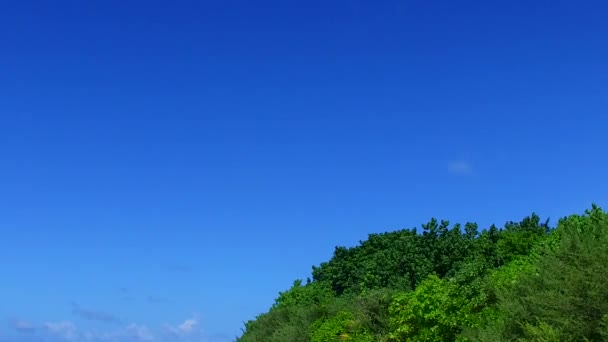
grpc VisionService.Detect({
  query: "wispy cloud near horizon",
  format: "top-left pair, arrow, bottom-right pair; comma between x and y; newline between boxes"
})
9,315 -> 206,342
9,319 -> 37,333
44,321 -> 78,340
163,315 -> 202,336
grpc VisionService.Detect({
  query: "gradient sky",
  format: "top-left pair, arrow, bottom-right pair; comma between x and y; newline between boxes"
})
1,1 -> 607,341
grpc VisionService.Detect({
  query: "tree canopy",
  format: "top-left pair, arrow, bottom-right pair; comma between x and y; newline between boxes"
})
237,205 -> 608,342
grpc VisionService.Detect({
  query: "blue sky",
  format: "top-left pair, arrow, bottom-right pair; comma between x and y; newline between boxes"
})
1,0 -> 607,341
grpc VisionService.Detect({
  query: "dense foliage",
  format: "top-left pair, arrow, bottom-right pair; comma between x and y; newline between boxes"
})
237,205 -> 608,341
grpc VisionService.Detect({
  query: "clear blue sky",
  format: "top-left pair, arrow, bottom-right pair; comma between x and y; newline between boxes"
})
1,1 -> 607,341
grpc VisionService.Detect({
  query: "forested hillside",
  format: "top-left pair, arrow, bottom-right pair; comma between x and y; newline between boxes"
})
237,205 -> 608,341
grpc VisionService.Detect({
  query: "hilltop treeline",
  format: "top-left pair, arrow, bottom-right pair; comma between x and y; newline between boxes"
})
237,205 -> 608,341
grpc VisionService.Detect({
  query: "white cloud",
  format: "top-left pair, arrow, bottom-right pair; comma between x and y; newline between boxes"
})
178,318 -> 198,333
41,319 -> 150,342
9,316 -> 206,342
447,161 -> 473,175
44,321 -> 78,340
163,315 -> 203,337
125,324 -> 155,341
100,323 -> 155,342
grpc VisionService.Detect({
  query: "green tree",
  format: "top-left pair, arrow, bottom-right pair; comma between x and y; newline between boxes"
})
474,206 -> 608,341
310,311 -> 374,342
388,274 -> 483,341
